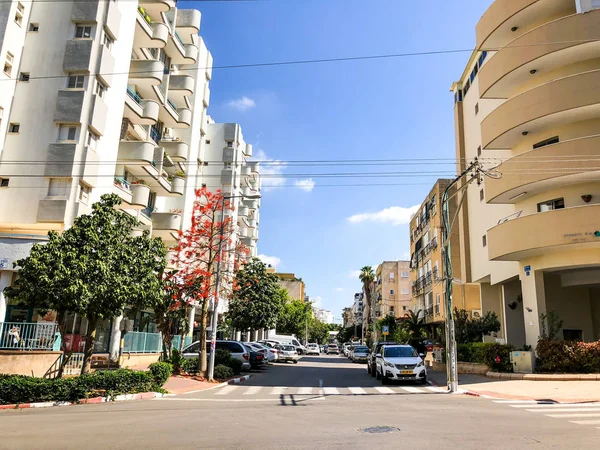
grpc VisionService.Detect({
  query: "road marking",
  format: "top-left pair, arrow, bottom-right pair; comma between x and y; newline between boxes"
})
511,403 -> 600,409
495,400 -> 541,404
154,398 -> 275,402
374,387 -> 395,394
400,387 -> 424,394
243,386 -> 263,395
297,387 -> 313,395
319,380 -> 323,388
270,387 -> 287,395
216,386 -> 238,396
426,386 -> 446,392
569,419 -> 600,425
348,387 -> 367,395
323,387 -> 339,395
527,408 -> 600,413
547,413 -> 600,418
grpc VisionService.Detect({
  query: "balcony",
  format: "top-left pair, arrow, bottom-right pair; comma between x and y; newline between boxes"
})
63,39 -> 92,73
159,99 -> 192,128
485,135 -> 600,203
134,10 -> 169,49
476,0 -> 575,50
118,140 -> 157,177
238,227 -> 248,238
488,204 -> 600,261
176,9 -> 201,43
221,169 -> 234,186
481,70 -> 600,149
243,217 -> 257,229
168,75 -> 194,103
138,0 -> 175,15
165,31 -> 198,65
129,60 -> 165,86
160,139 -> 189,162
151,211 -> 182,241
124,87 -> 160,125
130,183 -> 151,209
238,206 -> 249,217
203,82 -> 210,107
98,45 -> 115,87
479,10 -> 600,98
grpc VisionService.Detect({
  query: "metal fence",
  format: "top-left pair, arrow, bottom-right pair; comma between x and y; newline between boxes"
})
0,322 -> 60,350
122,331 -> 192,354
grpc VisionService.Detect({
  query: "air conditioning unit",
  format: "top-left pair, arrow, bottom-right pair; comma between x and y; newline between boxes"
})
471,309 -> 482,319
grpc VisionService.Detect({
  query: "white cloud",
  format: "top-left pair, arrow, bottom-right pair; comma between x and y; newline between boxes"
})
347,270 -> 361,279
347,205 -> 420,226
258,254 -> 281,268
294,178 -> 315,192
333,287 -> 344,292
311,296 -> 323,308
253,149 -> 287,189
227,96 -> 256,112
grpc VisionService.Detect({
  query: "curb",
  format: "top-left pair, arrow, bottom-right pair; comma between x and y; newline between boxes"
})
0,392 -> 168,411
228,375 -> 251,385
486,371 -> 600,381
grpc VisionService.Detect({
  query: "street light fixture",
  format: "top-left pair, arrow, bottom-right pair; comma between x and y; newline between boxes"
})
207,192 -> 261,382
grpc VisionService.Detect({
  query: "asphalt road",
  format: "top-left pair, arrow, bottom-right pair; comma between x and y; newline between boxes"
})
1,354 -> 598,449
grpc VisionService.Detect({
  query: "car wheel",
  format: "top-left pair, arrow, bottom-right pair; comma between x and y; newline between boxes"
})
381,373 -> 388,385
293,360 -> 298,364
420,376 -> 427,385
375,367 -> 381,380
370,364 -> 376,377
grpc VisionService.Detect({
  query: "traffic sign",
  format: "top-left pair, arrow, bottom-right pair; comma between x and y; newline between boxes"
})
382,325 -> 389,335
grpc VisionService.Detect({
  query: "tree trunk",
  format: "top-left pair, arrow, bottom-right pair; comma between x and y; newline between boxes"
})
81,315 -> 98,375
198,298 -> 209,377
56,310 -> 70,379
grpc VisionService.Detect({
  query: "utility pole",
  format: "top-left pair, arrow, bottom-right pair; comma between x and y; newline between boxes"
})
371,282 -> 377,344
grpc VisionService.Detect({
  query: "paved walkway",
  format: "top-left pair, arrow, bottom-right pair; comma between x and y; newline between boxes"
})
162,376 -> 221,394
428,371 -> 600,402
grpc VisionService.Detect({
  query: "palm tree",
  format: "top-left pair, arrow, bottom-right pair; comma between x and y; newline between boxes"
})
359,266 -> 375,325
401,310 -> 427,348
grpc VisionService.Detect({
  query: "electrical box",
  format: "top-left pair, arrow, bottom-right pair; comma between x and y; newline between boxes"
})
433,347 -> 444,363
510,351 -> 535,373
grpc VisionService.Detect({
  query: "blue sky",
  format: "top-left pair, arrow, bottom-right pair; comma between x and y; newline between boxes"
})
193,0 -> 491,320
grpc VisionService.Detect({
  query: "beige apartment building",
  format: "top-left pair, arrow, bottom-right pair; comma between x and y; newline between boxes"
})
274,272 -> 306,302
409,180 -> 480,333
452,0 -> 600,348
375,261 -> 411,319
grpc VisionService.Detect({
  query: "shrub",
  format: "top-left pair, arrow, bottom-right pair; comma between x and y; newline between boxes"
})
215,349 -> 232,366
182,357 -> 199,374
170,349 -> 184,374
213,365 -> 233,380
537,339 -> 600,373
0,369 -> 162,405
228,358 -> 243,375
148,362 -> 173,386
456,342 -> 513,372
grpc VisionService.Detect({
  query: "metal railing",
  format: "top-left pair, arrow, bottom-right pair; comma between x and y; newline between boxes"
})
0,322 -> 60,350
122,331 -> 193,354
166,97 -> 177,111
126,86 -> 142,104
150,126 -> 162,144
114,176 -> 131,191
174,30 -> 184,47
497,210 -> 523,225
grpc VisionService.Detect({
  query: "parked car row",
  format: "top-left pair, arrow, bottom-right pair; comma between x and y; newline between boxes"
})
365,341 -> 427,385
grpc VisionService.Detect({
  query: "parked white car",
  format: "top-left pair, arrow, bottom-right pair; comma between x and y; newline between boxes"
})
248,342 -> 277,362
276,345 -> 300,363
182,340 -> 251,371
375,345 -> 427,384
305,343 -> 320,355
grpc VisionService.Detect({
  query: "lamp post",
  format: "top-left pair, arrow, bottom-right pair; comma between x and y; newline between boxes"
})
207,192 -> 260,382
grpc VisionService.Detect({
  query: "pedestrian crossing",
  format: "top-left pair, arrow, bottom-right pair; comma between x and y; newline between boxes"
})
211,385 -> 447,397
495,400 -> 600,430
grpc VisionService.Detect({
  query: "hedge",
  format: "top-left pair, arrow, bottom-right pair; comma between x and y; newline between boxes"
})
457,342 -> 513,372
181,349 -> 242,376
0,369 -> 168,405
148,362 -> 173,386
536,339 -> 600,373
213,365 -> 234,380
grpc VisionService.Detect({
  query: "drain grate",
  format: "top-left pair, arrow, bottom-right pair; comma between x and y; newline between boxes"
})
360,426 -> 401,434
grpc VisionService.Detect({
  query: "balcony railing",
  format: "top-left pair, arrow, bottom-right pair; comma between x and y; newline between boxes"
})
114,176 -> 131,191
141,206 -> 154,218
127,86 -> 142,104
425,306 -> 434,318
122,331 -> 193,354
150,125 -> 162,144
0,322 -> 60,351
166,97 -> 177,111
412,271 -> 433,294
174,30 -> 185,47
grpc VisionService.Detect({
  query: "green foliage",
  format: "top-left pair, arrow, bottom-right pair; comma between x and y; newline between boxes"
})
148,362 -> 173,386
308,318 -> 329,344
215,349 -> 233,366
0,369 -> 166,405
392,327 -> 410,344
182,358 -> 199,374
536,339 -> 600,373
228,258 -> 283,331
400,310 -> 427,345
539,311 -> 564,340
213,365 -> 234,380
454,308 -> 501,344
228,358 -> 243,375
169,349 -> 184,374
456,342 -> 514,372
276,293 -> 311,338
377,316 -> 397,336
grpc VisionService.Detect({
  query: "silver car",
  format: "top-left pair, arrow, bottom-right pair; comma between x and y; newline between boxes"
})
276,345 -> 300,363
351,345 -> 369,363
182,340 -> 252,371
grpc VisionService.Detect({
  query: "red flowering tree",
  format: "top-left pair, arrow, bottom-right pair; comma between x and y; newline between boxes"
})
170,188 -> 247,376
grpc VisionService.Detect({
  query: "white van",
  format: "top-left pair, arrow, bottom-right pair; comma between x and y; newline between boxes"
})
261,334 -> 306,354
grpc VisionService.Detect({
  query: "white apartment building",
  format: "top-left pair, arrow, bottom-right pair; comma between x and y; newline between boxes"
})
0,1 -> 261,357
313,308 -> 333,325
352,292 -> 363,325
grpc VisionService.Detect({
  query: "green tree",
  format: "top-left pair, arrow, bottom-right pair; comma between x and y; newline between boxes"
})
276,296 -> 311,338
401,310 -> 427,347
454,308 -> 501,344
377,315 -> 397,337
227,258 -> 283,333
308,318 -> 329,344
5,194 -> 165,374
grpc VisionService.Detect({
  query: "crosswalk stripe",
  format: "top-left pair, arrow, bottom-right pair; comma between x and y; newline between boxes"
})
569,419 -> 600,425
296,387 -> 313,395
374,387 -> 395,394
547,413 -> 600,418
323,387 -> 339,395
510,403 -> 600,408
270,387 -> 287,395
426,386 -> 445,392
243,386 -> 263,395
527,408 -> 600,413
216,386 -> 238,396
349,387 -> 367,395
400,387 -> 424,394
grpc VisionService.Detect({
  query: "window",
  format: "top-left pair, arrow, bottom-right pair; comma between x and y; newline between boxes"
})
563,329 -> 583,342
95,79 -> 107,98
533,136 -> 559,149
389,306 -> 395,314
474,103 -> 479,115
226,141 -> 234,148
401,271 -> 409,278
436,294 -> 440,305
403,306 -> 407,311
537,198 -> 565,213
102,32 -> 114,49
79,183 -> 91,204
477,146 -> 481,156
75,25 -> 92,39
390,289 -> 395,295
19,72 -> 29,82
47,178 -> 71,197
17,2 -> 24,12
67,75 -> 85,89
0,178 -> 9,187
401,288 -> 409,295
29,23 -> 39,32
480,189 -> 484,201
58,125 -> 78,141
482,235 -> 487,247
389,272 -> 395,280
205,140 -> 211,144
3,52 -> 14,77
87,130 -> 99,149
9,123 -> 20,133
14,12 -> 23,26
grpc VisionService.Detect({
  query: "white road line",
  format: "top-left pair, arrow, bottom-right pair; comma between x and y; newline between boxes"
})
270,387 -> 287,395
374,387 -> 395,394
215,386 -> 238,396
569,419 -> 600,425
322,387 -> 339,395
547,413 -> 600,418
400,387 -> 424,394
426,386 -> 446,392
348,387 -> 367,395
527,408 -> 600,413
296,387 -> 313,395
243,386 -> 263,395
512,403 -> 600,409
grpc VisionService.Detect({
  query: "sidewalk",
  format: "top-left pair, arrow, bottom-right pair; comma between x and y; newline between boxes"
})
162,376 -> 221,394
428,371 -> 600,403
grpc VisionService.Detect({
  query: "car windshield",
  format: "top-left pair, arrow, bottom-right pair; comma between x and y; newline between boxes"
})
282,346 -> 295,351
354,347 -> 368,352
384,347 -> 418,358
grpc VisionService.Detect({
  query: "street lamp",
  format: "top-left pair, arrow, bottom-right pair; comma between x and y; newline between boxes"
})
207,192 -> 261,382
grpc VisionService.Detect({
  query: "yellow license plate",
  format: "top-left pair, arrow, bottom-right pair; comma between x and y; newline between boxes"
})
401,370 -> 413,375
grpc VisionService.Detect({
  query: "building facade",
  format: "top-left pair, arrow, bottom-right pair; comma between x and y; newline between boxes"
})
275,273 -> 306,301
352,292 -> 363,326
313,308 -> 333,324
375,261 -> 411,319
452,0 -> 600,347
